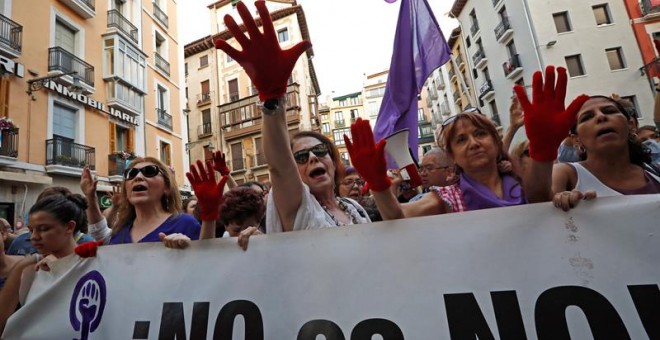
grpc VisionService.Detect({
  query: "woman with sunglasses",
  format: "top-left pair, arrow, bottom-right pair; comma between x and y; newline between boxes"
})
213,1 -> 369,233
81,158 -> 201,248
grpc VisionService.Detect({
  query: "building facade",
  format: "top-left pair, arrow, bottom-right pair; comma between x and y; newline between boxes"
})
327,91 -> 363,166
0,0 -> 186,227
624,0 -> 660,91
450,0 -> 654,135
184,0 -> 320,185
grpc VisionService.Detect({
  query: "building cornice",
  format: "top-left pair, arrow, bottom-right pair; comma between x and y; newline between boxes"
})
447,26 -> 462,49
449,0 -> 468,18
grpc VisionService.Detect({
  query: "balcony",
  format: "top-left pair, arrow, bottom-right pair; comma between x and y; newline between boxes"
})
470,22 -> 480,37
640,57 -> 660,92
108,152 -> 135,179
59,0 -> 95,19
428,90 -> 438,100
641,0 -> 660,18
0,14 -> 22,57
48,47 -> 95,87
220,84 -> 301,141
46,137 -> 95,175
152,2 -> 168,28
197,122 -> 212,138
441,102 -> 451,116
435,76 -> 445,90
494,17 -> 513,43
157,108 -> 172,129
449,68 -> 457,82
478,79 -> 495,101
492,0 -> 502,7
253,153 -> 267,168
0,128 -> 18,159
503,54 -> 523,79
154,52 -> 170,76
453,91 -> 461,104
224,91 -> 240,102
456,55 -> 466,69
418,122 -> 434,144
335,119 -> 346,128
197,92 -> 212,106
472,49 -> 487,69
108,10 -> 138,44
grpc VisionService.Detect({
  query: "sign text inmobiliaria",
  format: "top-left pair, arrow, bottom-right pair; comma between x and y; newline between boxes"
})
45,81 -> 139,126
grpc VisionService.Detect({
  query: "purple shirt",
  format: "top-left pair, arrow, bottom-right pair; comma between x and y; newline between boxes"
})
109,214 -> 201,245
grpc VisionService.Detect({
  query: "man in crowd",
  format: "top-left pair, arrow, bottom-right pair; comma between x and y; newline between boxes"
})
410,148 -> 454,202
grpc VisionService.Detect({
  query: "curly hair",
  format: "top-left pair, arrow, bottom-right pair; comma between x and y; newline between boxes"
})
114,157 -> 182,235
219,187 -> 265,228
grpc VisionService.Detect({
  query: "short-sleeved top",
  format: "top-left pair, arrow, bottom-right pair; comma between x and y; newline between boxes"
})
109,214 -> 200,244
266,184 -> 371,233
6,232 -> 95,256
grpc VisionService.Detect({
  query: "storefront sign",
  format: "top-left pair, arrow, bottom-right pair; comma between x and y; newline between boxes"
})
0,56 -> 24,78
46,81 -> 139,126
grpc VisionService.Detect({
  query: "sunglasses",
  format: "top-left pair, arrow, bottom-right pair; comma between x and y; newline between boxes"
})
440,107 -> 483,134
293,143 -> 330,164
123,165 -> 162,180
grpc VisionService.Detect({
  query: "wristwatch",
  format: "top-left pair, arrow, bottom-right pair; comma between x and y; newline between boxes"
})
258,97 -> 283,115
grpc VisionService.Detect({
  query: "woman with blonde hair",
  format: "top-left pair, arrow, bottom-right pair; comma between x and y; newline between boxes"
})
82,157 -> 200,248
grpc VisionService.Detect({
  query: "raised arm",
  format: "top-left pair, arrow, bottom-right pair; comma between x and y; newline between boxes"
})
502,95 -> 524,153
214,1 -> 311,231
81,166 -> 112,243
212,150 -> 237,190
186,160 -> 227,239
513,66 -> 588,203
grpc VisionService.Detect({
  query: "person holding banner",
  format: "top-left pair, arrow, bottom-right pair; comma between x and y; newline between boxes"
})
214,1 -> 370,233
0,194 -> 88,333
552,96 -> 660,207
81,158 -> 201,249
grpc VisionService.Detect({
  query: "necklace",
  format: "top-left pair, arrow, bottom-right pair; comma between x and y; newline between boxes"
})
321,197 -> 358,226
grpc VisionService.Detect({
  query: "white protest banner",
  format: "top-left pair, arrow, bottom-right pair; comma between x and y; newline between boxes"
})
3,195 -> 659,339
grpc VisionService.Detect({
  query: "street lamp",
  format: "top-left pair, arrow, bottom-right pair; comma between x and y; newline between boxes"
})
26,71 -> 80,96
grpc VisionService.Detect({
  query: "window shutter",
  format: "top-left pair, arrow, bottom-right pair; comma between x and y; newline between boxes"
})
109,122 -> 116,151
126,128 -> 134,152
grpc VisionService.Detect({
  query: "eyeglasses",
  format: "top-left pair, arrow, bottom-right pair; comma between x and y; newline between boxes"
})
123,165 -> 162,180
293,143 -> 330,164
419,165 -> 451,173
341,179 -> 364,187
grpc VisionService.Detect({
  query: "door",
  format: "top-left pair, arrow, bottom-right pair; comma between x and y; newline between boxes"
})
55,20 -> 76,72
53,103 -> 76,161
228,79 -> 239,101
231,142 -> 243,170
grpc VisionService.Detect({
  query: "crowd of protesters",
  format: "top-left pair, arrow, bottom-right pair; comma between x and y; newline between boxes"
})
1,0 -> 660,332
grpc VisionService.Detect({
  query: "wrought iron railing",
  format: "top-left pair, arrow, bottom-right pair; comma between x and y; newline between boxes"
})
479,80 -> 494,99
197,122 -> 212,138
641,0 -> 660,16
0,13 -> 22,54
154,52 -> 170,76
46,137 -> 95,170
48,47 -> 95,87
503,54 -> 522,77
0,128 -> 18,158
152,2 -> 168,27
107,10 -> 138,43
108,153 -> 135,176
639,57 -> 660,93
470,22 -> 480,36
157,108 -> 172,129
335,119 -> 346,128
197,92 -> 212,105
472,49 -> 485,65
453,91 -> 461,102
494,17 -> 511,41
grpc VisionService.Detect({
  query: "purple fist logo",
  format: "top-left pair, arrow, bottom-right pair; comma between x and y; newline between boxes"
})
70,271 -> 106,340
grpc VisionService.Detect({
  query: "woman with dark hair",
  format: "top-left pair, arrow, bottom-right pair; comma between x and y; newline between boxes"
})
213,2 -> 369,233
182,196 -> 198,215
550,96 -> 660,209
0,194 -> 88,333
82,158 -> 201,248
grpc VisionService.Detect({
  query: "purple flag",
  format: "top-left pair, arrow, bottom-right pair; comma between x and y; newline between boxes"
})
374,0 -> 451,165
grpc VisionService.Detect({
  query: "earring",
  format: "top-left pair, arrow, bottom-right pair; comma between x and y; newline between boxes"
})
577,145 -> 586,154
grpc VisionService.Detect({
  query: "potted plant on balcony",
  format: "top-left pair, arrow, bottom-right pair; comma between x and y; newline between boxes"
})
113,150 -> 137,160
0,117 -> 16,130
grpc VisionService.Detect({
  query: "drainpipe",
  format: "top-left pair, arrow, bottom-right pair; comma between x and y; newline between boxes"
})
521,0 -> 544,70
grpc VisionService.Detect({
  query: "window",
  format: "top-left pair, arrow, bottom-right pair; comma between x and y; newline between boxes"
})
103,37 -> 147,92
334,111 -> 343,121
53,103 -> 77,141
350,109 -> 358,122
277,28 -> 289,42
417,108 -> 425,121
333,128 -> 350,145
592,4 -> 612,26
184,62 -> 188,75
156,85 -> 167,113
109,122 -> 134,152
231,142 -> 244,170
469,10 -> 479,35
472,68 -> 479,79
465,36 -> 471,48
228,79 -> 239,101
553,12 -> 572,33
322,123 -> 330,134
155,31 -> 166,56
565,54 -> 585,77
55,20 -> 77,54
202,109 -> 211,125
201,80 -> 210,99
200,55 -> 208,68
0,77 -> 9,117
160,141 -> 171,166
226,53 -> 233,63
605,47 -> 626,70
489,100 -> 501,126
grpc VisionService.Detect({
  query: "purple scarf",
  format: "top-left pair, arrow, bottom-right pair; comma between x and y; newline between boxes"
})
459,173 -> 527,211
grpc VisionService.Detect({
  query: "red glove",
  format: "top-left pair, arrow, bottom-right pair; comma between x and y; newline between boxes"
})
214,1 -> 312,102
186,160 -> 228,221
212,150 -> 231,176
344,119 -> 392,192
75,240 -> 104,258
513,65 -> 589,162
